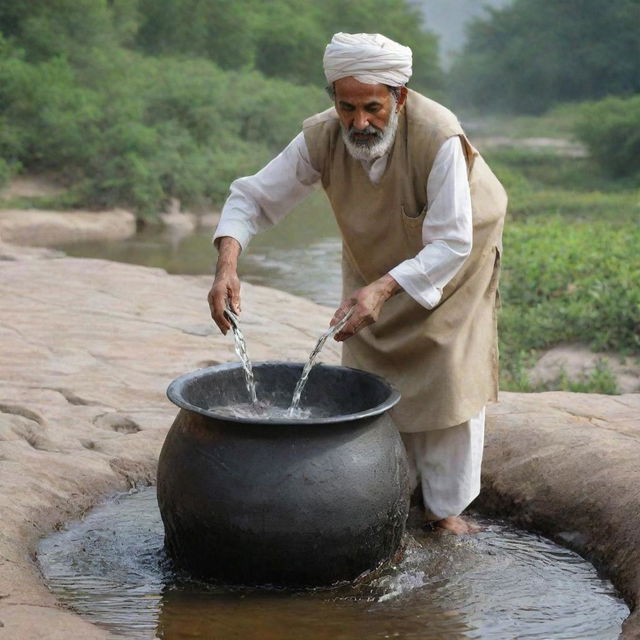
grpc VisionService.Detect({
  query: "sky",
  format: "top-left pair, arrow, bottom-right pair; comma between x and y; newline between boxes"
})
411,0 -> 513,67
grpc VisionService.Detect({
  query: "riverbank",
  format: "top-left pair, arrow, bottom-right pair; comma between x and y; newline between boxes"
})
0,246 -> 638,638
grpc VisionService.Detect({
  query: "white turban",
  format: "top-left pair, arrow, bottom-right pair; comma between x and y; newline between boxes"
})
323,32 -> 412,87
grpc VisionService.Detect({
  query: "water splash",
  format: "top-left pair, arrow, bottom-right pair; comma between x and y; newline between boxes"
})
224,305 -> 257,404
287,309 -> 354,417
208,401 -> 314,421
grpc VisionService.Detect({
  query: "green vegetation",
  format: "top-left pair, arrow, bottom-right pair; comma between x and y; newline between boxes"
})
0,0 -> 441,216
499,216 -> 639,389
450,0 -> 640,114
574,95 -> 640,180
487,108 -> 640,392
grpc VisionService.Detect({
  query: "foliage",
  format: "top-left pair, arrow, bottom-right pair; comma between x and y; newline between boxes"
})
134,0 -> 443,94
0,157 -> 12,189
0,0 -> 442,215
482,142 -> 640,222
449,0 -> 640,113
498,217 -> 640,391
573,95 -> 640,179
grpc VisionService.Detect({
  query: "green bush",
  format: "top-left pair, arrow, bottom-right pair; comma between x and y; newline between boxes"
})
0,41 -> 328,214
574,95 -> 640,179
0,157 -> 11,189
499,217 -> 640,389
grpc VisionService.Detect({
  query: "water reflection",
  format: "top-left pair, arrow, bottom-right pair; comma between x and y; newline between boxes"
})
37,487 -> 628,640
58,191 -> 343,307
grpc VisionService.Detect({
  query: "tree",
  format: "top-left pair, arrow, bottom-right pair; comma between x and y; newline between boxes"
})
449,0 -> 640,114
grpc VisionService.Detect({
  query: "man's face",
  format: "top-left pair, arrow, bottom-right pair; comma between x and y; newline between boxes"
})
333,76 -> 406,161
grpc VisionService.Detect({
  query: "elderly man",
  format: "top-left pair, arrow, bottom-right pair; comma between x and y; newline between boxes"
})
208,33 -> 507,535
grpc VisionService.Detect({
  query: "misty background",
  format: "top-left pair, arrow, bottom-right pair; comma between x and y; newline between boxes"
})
414,0 -> 512,66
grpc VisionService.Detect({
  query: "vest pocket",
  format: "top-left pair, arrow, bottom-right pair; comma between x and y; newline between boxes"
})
400,204 -> 426,227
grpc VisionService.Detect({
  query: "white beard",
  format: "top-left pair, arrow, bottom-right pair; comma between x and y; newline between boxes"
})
340,101 -> 400,162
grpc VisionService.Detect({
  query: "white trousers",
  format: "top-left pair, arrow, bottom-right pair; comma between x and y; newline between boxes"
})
400,407 -> 485,520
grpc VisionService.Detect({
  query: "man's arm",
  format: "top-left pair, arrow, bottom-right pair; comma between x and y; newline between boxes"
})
332,136 -> 472,341
388,136 -> 473,308
208,132 -> 321,333
208,236 -> 242,334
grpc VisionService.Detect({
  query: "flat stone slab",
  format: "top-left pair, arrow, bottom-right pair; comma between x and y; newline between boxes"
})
480,391 -> 640,639
0,208 -> 136,246
0,249 -> 637,638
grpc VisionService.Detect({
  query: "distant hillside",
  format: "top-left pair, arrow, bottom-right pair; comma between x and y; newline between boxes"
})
411,0 -> 512,66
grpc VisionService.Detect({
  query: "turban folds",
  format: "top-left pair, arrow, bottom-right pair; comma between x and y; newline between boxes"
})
323,33 -> 412,87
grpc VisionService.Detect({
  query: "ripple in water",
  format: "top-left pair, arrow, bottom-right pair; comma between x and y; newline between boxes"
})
37,487 -> 628,640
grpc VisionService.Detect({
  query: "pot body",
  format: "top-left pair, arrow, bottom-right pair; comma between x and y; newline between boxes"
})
157,362 -> 409,587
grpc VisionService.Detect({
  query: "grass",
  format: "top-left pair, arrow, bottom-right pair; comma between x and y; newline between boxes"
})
463,103 -> 582,140
492,133 -> 639,392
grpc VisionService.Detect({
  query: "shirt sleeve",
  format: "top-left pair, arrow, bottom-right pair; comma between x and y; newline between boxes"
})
388,136 -> 473,309
213,132 -> 321,251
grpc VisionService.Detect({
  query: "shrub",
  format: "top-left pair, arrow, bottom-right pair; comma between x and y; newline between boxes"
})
574,95 -> 640,179
499,216 -> 640,391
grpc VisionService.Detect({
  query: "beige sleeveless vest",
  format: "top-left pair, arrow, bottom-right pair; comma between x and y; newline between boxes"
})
303,90 -> 507,431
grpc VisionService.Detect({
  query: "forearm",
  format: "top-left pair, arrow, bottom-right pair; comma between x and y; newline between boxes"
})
209,237 -> 242,334
372,272 -> 403,301
215,236 -> 242,274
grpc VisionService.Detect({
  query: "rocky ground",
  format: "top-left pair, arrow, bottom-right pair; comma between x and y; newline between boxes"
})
0,241 -> 638,639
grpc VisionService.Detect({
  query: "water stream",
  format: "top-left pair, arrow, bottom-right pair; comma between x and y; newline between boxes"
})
37,487 -> 628,639
224,305 -> 258,404
288,309 -> 354,416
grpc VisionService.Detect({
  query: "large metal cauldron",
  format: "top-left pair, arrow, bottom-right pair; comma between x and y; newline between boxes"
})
157,361 -> 410,587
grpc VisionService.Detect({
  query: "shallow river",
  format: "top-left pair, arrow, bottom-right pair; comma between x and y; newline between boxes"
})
58,193 -> 343,307
38,487 -> 628,640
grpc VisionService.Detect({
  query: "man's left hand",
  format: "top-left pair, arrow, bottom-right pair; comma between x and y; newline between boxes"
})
331,274 -> 402,342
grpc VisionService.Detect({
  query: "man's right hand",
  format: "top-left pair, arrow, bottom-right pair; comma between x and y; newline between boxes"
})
208,236 -> 242,335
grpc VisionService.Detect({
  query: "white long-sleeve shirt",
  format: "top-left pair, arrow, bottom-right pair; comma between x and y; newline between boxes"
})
214,133 -> 473,309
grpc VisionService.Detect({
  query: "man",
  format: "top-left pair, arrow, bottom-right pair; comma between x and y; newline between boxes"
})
208,33 -> 507,534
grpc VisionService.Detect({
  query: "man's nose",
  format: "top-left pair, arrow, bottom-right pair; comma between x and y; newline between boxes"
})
353,111 -> 370,131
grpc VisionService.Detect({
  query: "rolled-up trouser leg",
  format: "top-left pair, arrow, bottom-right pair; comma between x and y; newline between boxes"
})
400,407 -> 485,520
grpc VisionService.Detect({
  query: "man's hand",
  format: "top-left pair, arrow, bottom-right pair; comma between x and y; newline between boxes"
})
208,237 -> 242,334
330,274 -> 402,342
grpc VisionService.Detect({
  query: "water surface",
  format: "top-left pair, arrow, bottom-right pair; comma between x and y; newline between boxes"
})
37,487 -> 628,640
59,193 -> 343,307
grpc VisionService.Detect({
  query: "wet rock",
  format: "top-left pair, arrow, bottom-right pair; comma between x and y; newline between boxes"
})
478,391 -> 640,639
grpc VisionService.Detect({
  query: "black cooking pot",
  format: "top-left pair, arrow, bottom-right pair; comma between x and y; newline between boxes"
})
157,361 -> 409,587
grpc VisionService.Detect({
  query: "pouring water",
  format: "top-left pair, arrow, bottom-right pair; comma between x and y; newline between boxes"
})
287,309 -> 354,417
224,305 -> 258,404
222,304 -> 354,418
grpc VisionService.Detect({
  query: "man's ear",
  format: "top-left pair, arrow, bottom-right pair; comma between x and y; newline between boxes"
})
396,86 -> 408,111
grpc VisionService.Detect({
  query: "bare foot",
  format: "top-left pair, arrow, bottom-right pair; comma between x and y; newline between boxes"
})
428,515 -> 482,535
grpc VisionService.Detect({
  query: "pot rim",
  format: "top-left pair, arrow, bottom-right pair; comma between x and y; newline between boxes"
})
166,361 -> 401,425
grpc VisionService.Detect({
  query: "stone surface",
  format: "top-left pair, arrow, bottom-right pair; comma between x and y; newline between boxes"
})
478,391 -> 640,639
0,209 -> 136,246
0,247 -> 638,639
